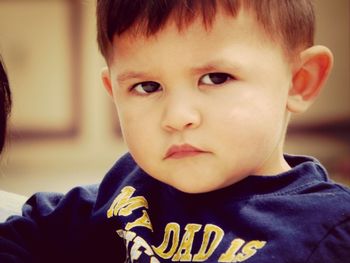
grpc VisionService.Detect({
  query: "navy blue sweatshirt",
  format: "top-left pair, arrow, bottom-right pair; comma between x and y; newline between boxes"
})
1,154 -> 350,262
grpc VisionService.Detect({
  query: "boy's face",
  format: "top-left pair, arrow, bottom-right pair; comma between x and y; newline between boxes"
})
105,10 -> 293,193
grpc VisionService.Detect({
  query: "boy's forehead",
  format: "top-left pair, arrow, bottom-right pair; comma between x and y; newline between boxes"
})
109,9 -> 288,70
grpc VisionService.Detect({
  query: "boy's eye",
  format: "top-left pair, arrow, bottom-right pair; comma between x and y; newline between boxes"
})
200,73 -> 232,85
132,81 -> 161,94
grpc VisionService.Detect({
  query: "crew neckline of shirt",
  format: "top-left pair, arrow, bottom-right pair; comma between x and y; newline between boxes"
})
157,154 -> 329,201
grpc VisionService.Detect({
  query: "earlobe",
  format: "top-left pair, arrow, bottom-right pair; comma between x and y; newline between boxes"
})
287,45 -> 333,113
101,67 -> 114,97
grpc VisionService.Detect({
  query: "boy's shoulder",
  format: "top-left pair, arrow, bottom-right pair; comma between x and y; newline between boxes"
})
258,154 -> 350,216
283,154 -> 350,200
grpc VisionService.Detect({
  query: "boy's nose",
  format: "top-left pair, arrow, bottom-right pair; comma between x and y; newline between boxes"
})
161,93 -> 201,133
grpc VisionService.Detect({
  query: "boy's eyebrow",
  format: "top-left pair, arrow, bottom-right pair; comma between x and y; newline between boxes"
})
190,60 -> 243,75
116,71 -> 151,84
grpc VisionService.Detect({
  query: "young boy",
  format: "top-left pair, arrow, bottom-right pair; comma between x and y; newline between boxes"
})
1,0 -> 350,262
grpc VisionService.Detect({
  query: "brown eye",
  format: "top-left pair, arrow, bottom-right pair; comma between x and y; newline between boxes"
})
133,81 -> 161,94
200,73 -> 232,85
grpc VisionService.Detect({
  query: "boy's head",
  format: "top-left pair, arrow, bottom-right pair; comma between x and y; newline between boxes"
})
97,0 -> 333,193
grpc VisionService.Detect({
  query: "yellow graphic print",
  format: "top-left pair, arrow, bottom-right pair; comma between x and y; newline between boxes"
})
219,239 -> 267,262
107,186 -> 267,262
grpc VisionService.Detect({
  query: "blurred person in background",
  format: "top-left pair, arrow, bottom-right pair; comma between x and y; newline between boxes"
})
0,56 -> 11,154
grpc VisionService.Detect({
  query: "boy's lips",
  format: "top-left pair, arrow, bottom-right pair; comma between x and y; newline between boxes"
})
164,144 -> 207,159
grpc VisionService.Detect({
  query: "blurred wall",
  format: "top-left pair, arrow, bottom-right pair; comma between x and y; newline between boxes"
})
0,0 -> 127,196
285,0 -> 350,184
0,0 -> 349,196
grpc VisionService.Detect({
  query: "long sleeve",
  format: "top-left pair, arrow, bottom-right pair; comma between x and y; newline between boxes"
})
0,185 -> 98,263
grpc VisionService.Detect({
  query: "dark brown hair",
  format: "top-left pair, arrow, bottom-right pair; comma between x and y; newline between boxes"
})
0,57 -> 12,153
97,0 -> 315,62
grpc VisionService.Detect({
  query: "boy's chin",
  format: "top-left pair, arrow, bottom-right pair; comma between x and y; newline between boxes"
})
161,177 -> 235,194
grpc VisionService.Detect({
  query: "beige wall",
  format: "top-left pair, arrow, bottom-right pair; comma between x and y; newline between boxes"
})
0,0 -> 349,196
285,0 -> 350,185
0,0 -> 127,195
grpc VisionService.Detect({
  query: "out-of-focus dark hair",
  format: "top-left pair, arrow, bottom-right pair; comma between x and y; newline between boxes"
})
96,0 -> 315,63
0,57 -> 12,153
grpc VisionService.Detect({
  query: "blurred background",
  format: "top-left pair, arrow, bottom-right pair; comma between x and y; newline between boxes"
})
0,0 -> 349,196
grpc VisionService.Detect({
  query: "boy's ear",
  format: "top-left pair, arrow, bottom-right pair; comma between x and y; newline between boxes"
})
287,45 -> 333,113
101,67 -> 114,97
